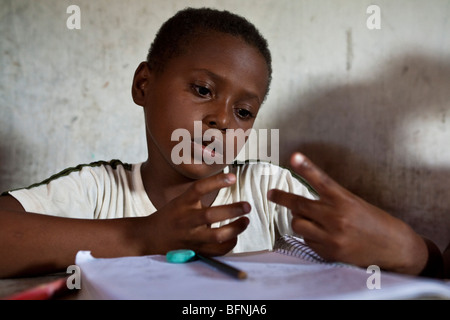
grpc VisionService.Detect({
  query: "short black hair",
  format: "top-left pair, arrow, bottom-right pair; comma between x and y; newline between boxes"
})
146,7 -> 272,97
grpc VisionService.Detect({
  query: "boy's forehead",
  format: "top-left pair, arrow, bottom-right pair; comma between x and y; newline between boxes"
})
170,32 -> 269,94
186,33 -> 259,64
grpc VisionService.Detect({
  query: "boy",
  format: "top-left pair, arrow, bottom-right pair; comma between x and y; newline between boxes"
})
0,7 -> 443,279
0,7 -> 314,278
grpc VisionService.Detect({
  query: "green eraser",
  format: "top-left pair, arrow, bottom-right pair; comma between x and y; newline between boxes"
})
166,249 -> 196,263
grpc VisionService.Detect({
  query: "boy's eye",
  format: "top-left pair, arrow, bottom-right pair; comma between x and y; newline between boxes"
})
236,108 -> 254,119
193,85 -> 212,97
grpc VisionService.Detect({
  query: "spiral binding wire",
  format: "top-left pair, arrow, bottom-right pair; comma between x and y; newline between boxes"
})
274,235 -> 327,263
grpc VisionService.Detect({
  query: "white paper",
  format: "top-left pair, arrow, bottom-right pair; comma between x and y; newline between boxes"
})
75,250 -> 450,300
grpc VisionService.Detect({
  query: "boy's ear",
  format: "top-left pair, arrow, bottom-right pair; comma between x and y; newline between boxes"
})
132,61 -> 152,106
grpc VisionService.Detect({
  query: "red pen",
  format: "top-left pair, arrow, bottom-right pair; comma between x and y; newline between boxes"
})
2,278 -> 69,300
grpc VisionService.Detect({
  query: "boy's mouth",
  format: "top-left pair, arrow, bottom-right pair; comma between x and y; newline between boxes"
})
191,137 -> 223,160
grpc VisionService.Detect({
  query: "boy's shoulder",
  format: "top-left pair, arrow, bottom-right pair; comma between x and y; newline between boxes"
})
30,159 -> 133,187
1,159 -> 134,196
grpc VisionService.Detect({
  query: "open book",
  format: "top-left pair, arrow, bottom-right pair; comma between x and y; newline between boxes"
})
75,235 -> 450,300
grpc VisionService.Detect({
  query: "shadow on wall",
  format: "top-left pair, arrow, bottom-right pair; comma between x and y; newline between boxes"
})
0,145 -> 8,194
0,131 -> 35,194
275,53 -> 450,250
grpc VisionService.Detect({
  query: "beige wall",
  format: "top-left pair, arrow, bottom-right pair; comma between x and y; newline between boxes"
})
1,0 -> 449,249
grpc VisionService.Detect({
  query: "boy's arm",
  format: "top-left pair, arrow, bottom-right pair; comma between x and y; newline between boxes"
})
0,195 -> 145,278
419,237 -> 444,278
442,241 -> 450,279
0,172 -> 250,278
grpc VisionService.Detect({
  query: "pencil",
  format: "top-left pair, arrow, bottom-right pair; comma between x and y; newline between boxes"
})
3,278 -> 69,300
196,254 -> 247,280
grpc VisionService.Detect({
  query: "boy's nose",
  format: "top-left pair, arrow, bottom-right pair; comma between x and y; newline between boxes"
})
203,105 -> 231,131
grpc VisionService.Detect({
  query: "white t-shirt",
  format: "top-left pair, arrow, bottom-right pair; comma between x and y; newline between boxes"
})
8,160 -> 317,253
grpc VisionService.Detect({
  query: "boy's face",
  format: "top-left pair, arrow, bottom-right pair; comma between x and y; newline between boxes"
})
135,32 -> 269,180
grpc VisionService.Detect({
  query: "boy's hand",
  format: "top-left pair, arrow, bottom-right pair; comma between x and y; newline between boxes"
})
143,172 -> 250,257
267,152 -> 428,275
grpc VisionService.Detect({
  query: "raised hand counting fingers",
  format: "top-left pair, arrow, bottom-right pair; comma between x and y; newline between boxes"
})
267,152 -> 421,270
267,152 -> 344,234
146,172 -> 251,256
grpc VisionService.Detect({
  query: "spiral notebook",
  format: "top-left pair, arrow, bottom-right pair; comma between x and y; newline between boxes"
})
274,234 -> 327,263
74,235 -> 450,300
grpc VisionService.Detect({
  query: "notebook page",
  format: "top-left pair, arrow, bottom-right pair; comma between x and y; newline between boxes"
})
75,250 -> 450,300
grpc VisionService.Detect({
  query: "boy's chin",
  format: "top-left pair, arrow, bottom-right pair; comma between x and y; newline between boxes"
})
172,162 -> 229,180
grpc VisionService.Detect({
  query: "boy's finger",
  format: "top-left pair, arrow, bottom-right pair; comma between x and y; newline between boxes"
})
184,172 -> 236,204
190,202 -> 251,226
267,189 -> 322,222
197,238 -> 239,257
202,216 -> 250,244
291,216 -> 327,242
290,152 -> 341,199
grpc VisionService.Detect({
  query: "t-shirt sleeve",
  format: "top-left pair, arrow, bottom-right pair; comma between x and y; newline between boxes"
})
7,166 -> 99,219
